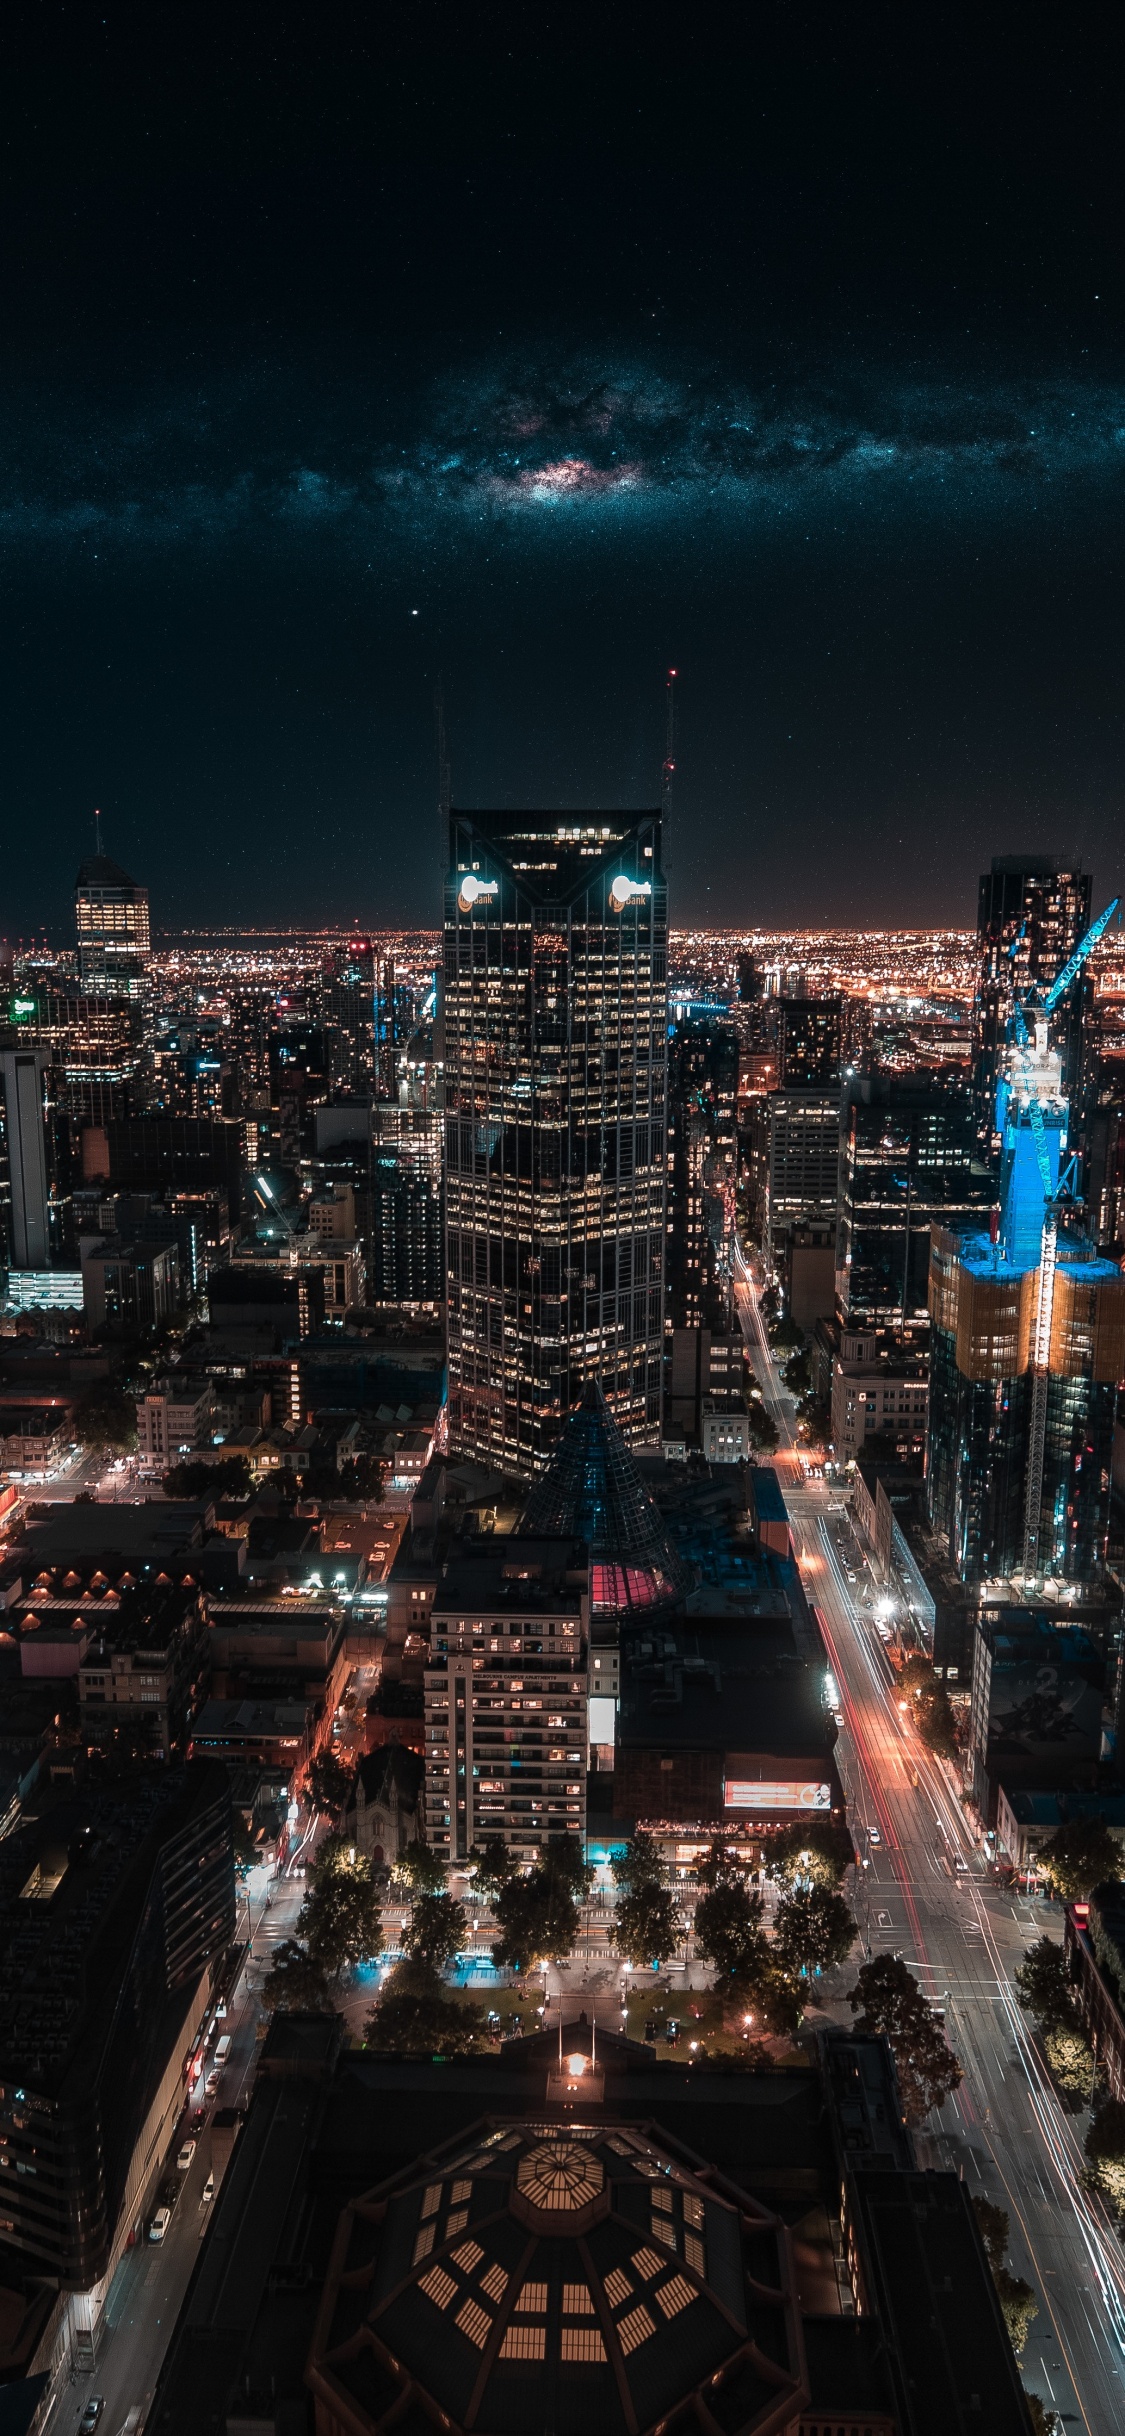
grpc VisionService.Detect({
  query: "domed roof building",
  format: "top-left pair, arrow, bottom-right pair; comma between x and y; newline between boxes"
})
308,2114 -> 806,2436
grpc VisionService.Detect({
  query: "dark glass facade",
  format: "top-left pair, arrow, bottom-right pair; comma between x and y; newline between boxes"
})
973,857 -> 1091,1142
836,1076 -> 993,1328
444,808 -> 667,1475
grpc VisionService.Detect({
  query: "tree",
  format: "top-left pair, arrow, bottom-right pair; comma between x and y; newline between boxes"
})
694,1879 -> 767,1981
402,1892 -> 466,1973
260,1937 -> 335,2013
1085,2098 -> 1125,2214
847,1953 -> 963,2122
392,1838 -> 447,1895
492,1856 -> 581,1973
772,1819 -> 852,1891
773,1883 -> 855,1978
971,2194 -> 1010,2270
696,1840 -> 746,1892
75,1384 -> 137,1452
746,1400 -> 780,1453
1038,1817 -> 1122,1902
613,1883 -> 683,1968
163,1454 -> 252,1500
1014,1936 -> 1076,2030
336,1452 -> 387,1503
308,1750 -> 354,1818
468,1837 -> 519,1902
899,1657 -> 958,1762
298,1845 -> 383,1976
365,1957 -> 487,2056
1023,2394 -> 1056,2436
994,2266 -> 1039,2355
610,1830 -> 666,1895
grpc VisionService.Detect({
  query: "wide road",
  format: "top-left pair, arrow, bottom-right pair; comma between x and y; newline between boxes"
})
44,1866 -> 306,2436
732,1244 -> 1125,2435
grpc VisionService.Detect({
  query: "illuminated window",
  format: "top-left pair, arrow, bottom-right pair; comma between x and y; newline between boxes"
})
631,2247 -> 665,2281
419,2266 -> 457,2310
604,2268 -> 633,2309
562,2283 -> 594,2315
451,2178 -> 472,2203
481,2263 -> 508,2303
561,2327 -> 606,2361
456,2299 -> 492,2349
412,2225 -> 435,2264
500,2325 -> 546,2359
684,2231 -> 706,2275
446,2208 -> 469,2236
654,2275 -> 695,2318
617,2304 -> 656,2355
421,2182 -> 442,2217
651,2186 -> 673,2214
683,2194 -> 704,2230
452,2240 -> 483,2272
516,2282 -> 548,2313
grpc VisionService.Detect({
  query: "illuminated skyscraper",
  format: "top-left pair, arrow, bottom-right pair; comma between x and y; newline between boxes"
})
74,850 -> 151,997
973,856 -> 1091,1145
443,806 -> 667,1474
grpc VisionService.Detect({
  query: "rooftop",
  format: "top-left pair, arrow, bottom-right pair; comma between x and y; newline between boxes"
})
520,1386 -> 688,1612
618,1616 -> 835,1765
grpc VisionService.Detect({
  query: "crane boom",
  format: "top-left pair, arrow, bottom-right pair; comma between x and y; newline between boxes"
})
1042,895 -> 1120,1013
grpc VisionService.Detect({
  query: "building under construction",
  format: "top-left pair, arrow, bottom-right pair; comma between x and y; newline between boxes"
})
928,899 -> 1125,1589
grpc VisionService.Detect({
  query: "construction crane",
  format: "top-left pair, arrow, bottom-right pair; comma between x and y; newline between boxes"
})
1008,896 -> 1119,1578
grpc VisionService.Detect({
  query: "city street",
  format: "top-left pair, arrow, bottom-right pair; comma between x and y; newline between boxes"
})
734,1244 -> 1125,2434
42,1868 -> 305,2436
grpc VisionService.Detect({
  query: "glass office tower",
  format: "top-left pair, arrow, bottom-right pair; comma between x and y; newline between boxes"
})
443,806 -> 667,1476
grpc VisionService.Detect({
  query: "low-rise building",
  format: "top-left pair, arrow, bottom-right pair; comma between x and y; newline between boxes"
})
79,1583 -> 210,1758
136,1373 -> 215,1469
615,1607 -> 844,1844
1065,1886 -> 1125,2103
0,1400 -> 73,1476
830,1327 -> 929,1463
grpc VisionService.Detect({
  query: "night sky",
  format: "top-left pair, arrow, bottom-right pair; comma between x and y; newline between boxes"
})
4,7 -> 1125,935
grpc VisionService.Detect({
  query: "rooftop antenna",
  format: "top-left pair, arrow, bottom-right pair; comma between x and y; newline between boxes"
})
661,668 -> 677,865
435,678 -> 451,863
94,807 -> 104,856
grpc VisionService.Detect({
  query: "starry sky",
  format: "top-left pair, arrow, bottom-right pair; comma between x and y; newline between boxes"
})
4,6 -> 1125,935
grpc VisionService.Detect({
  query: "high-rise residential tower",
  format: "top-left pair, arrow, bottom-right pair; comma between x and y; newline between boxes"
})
443,806 -> 667,1474
973,856 -> 1091,1144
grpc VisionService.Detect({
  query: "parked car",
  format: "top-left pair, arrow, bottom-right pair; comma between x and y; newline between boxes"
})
954,1856 -> 968,1875
205,2067 -> 221,2097
176,2139 -> 196,2172
149,2206 -> 172,2243
201,2172 -> 215,2206
79,2401 -> 104,2434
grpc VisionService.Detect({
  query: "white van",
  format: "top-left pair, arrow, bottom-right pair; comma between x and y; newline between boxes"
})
213,2034 -> 232,2067
148,2206 -> 172,2243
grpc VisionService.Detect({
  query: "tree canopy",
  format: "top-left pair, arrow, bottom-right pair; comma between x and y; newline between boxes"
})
365,1957 -> 487,2057
693,1879 -> 767,1980
298,1841 -> 382,1977
491,1840 -> 590,1973
773,1882 -> 855,1978
1013,1936 -> 1076,2030
308,1749 -> 354,1819
392,1838 -> 447,1895
1085,2097 -> 1125,2214
401,1891 -> 466,1973
260,1937 -> 335,2013
163,1454 -> 252,1500
610,1830 -> 666,1894
75,1383 -> 137,1452
847,1953 -> 963,2122
898,1656 -> 958,1761
770,1818 -> 853,1891
1038,1816 -> 1122,1901
613,1882 -> 683,1969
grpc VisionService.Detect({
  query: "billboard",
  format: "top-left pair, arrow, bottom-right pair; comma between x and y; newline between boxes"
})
723,1779 -> 831,1811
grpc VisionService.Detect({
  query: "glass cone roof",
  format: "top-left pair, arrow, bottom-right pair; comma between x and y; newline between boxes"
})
519,1384 -> 688,1611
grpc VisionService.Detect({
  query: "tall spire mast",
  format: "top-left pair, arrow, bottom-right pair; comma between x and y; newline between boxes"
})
435,678 -> 451,863
661,668 -> 677,864
94,806 -> 104,856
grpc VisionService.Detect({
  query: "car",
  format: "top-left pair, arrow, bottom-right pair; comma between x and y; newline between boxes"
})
214,1998 -> 228,2019
845,1568 -> 857,1584
79,2402 -> 104,2435
205,2068 -> 221,2097
176,2139 -> 196,2172
149,2206 -> 172,2243
201,2172 -> 215,2206
954,1856 -> 969,1875
867,1824 -> 881,1846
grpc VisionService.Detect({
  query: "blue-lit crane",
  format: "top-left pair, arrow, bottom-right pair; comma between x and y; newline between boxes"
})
1000,897 -> 1120,1578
